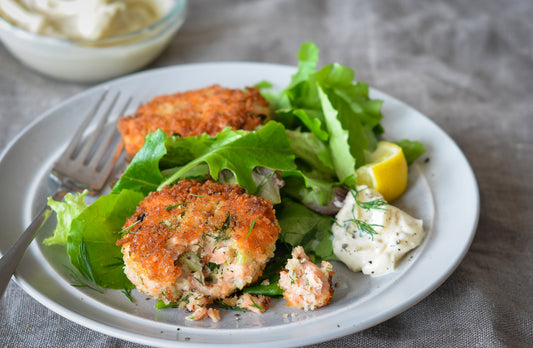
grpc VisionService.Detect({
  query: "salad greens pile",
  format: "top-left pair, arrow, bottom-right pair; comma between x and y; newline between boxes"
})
44,42 -> 424,295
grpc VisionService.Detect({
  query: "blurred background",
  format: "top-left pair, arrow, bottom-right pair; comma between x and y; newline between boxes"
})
1,0 -> 532,347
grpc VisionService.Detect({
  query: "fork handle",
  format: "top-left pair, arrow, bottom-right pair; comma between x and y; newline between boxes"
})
0,188 -> 68,299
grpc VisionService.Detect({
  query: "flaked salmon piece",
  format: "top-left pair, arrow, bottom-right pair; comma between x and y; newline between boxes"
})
222,293 -> 272,314
279,246 -> 334,311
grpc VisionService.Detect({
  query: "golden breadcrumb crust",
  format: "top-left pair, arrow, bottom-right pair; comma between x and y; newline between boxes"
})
117,85 -> 270,156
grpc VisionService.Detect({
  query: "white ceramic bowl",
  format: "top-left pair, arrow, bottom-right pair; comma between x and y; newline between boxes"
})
0,0 -> 187,83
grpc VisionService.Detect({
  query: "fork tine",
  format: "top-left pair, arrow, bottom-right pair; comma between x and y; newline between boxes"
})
74,92 -> 121,166
62,91 -> 108,159
90,138 -> 124,192
87,96 -> 132,170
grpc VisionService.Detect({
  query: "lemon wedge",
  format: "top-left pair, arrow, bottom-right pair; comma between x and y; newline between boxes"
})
355,141 -> 408,202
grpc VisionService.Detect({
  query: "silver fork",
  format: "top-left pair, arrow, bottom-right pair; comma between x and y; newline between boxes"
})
0,90 -> 131,299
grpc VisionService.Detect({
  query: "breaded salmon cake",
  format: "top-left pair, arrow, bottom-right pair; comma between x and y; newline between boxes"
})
118,85 -> 270,156
116,179 -> 280,320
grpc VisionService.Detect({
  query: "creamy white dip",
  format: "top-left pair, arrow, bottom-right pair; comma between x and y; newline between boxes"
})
332,186 -> 425,276
0,0 -> 172,40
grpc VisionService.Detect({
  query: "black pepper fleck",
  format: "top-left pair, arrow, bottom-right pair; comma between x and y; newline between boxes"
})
137,212 -> 147,222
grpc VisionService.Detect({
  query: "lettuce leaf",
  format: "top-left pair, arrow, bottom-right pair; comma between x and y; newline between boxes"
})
111,129 -> 167,196
291,42 -> 320,86
276,108 -> 329,141
276,199 -> 336,262
285,129 -> 335,177
318,85 -> 356,185
259,42 -> 320,110
159,121 -> 296,193
43,190 -> 88,246
282,170 -> 338,207
394,139 -> 426,164
160,133 -> 217,169
67,189 -> 144,289
114,121 -> 297,196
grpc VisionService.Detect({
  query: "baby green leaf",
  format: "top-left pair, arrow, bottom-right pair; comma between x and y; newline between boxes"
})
67,189 -> 144,289
317,85 -> 356,186
43,190 -> 88,246
158,121 -> 296,193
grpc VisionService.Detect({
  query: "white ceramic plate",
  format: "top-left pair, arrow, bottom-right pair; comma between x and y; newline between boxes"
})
0,63 -> 479,347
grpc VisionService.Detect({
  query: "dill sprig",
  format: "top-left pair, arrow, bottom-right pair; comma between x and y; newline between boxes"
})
351,187 -> 389,211
64,265 -> 103,293
215,300 -> 250,312
121,289 -> 135,303
250,297 -> 265,311
256,171 -> 275,191
344,218 -> 381,240
165,202 -> 184,210
194,275 -> 205,286
343,188 -> 385,240
117,219 -> 141,237
246,217 -> 258,239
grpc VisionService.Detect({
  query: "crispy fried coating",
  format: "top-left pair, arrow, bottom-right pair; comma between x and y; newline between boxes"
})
117,85 -> 270,156
116,179 -> 280,319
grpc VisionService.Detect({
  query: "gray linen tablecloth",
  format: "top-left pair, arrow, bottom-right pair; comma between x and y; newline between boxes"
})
1,1 -> 531,347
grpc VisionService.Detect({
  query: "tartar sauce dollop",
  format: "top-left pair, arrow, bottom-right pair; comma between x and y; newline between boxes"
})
332,186 -> 425,276
0,0 -> 172,40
